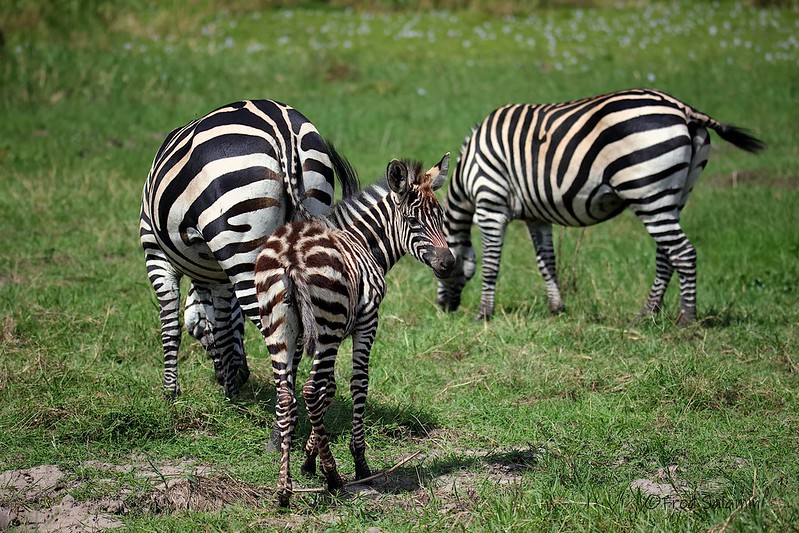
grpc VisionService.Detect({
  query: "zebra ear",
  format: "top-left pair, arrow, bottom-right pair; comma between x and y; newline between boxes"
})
387,159 -> 409,197
426,152 -> 450,191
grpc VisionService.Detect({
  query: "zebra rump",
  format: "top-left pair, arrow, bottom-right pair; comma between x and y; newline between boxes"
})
140,99 -> 358,399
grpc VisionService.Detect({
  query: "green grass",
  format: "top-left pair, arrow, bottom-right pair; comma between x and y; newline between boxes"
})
1,1 -> 798,531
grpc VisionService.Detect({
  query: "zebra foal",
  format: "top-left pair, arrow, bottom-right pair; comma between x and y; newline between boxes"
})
436,88 -> 764,324
254,154 -> 454,507
140,99 -> 357,398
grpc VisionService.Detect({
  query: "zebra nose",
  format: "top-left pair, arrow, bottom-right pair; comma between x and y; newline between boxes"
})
433,247 -> 456,278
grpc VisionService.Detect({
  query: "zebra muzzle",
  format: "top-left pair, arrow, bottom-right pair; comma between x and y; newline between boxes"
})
427,246 -> 456,278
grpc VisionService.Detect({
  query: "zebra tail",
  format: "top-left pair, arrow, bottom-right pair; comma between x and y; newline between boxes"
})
323,139 -> 360,200
686,109 -> 766,154
281,140 -> 315,222
289,271 -> 318,357
712,124 -> 766,154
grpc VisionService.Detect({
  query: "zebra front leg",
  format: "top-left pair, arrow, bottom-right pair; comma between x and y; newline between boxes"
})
303,353 -> 344,494
228,299 -> 249,387
212,286 -> 247,398
526,221 -> 564,315
349,322 -> 376,480
189,282 -> 247,398
475,211 -> 509,320
184,283 -> 223,383
640,247 -> 674,318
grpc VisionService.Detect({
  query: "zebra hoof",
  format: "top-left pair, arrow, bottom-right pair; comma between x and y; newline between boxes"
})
300,457 -> 317,478
277,490 -> 291,509
238,364 -> 251,385
674,309 -> 697,327
163,387 -> 181,401
354,463 -> 372,482
326,472 -> 344,494
223,384 -> 240,400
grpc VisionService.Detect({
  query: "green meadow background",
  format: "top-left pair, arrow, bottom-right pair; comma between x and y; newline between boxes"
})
1,0 -> 798,530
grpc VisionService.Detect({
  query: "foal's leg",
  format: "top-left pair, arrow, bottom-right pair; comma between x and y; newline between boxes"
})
349,319 -> 377,480
302,343 -> 344,493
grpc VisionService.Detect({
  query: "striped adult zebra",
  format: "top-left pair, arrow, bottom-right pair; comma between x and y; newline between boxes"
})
436,88 -> 764,324
140,99 -> 358,398
254,154 -> 454,507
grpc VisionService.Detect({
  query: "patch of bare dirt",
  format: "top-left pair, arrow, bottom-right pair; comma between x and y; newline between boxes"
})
0,464 -> 124,532
0,458 -> 225,531
629,464 -> 729,511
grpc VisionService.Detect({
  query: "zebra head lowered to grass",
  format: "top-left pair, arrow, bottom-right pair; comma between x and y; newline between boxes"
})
140,99 -> 358,399
254,154 -> 454,507
436,88 -> 765,324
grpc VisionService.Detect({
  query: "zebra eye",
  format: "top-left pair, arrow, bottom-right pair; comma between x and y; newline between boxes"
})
407,216 -> 422,228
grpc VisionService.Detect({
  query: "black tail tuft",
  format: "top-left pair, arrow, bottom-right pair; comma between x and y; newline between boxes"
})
716,125 -> 766,154
324,139 -> 361,199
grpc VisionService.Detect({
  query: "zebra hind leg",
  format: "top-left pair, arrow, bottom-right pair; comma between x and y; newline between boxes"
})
637,214 -> 697,326
146,257 -> 183,399
349,328 -> 375,481
300,356 -> 334,479
639,247 -> 674,319
266,296 -> 302,507
303,354 -> 344,494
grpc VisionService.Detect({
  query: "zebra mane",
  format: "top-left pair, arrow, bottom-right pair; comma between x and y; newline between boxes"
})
327,178 -> 389,226
327,158 -> 423,224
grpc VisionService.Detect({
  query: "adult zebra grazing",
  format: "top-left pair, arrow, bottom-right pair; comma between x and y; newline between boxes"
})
140,99 -> 358,398
436,88 -> 764,324
254,154 -> 454,507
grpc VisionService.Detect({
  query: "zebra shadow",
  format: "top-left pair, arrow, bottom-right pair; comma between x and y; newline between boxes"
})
230,373 -> 438,450
298,446 -> 540,505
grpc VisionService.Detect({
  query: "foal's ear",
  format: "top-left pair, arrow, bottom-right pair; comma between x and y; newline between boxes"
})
387,159 -> 409,198
426,152 -> 450,191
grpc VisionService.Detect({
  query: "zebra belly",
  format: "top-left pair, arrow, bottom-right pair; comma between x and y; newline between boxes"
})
518,181 -> 624,228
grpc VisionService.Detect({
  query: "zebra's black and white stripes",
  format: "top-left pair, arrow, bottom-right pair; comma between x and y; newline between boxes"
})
140,99 -> 358,398
436,88 -> 764,323
254,155 -> 454,507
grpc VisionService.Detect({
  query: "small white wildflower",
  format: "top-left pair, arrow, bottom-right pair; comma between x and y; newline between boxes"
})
417,87 -> 426,96
647,72 -> 656,83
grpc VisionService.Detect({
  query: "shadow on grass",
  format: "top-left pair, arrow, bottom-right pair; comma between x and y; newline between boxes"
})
355,446 -> 541,496
230,374 -> 439,451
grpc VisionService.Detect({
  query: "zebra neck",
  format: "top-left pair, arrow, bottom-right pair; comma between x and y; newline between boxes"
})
327,181 -> 404,275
